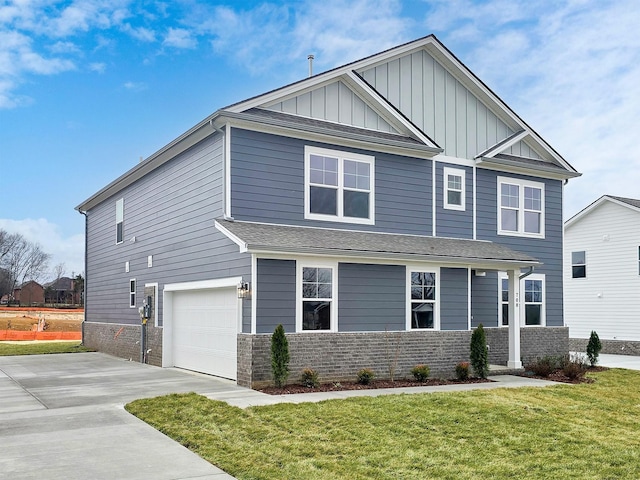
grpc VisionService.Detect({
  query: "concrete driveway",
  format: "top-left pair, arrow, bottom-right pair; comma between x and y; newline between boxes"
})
0,352 -> 244,480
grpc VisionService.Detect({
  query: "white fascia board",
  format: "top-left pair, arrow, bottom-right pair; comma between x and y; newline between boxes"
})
433,154 -> 475,167
214,220 -> 248,252
343,71 -> 439,148
214,114 -> 441,159
476,130 -> 528,159
564,195 -> 640,229
476,157 -> 582,181
246,246 -> 540,270
164,276 -> 243,292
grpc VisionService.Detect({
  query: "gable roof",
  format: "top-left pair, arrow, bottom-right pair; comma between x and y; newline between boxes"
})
215,219 -> 540,269
565,195 -> 640,228
77,34 -> 579,212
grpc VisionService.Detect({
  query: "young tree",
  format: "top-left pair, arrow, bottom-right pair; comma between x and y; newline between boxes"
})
271,324 -> 290,388
586,330 -> 602,367
470,324 -> 489,379
0,229 -> 50,295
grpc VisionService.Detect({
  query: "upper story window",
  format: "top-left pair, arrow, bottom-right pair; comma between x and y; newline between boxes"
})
571,251 -> 586,278
304,146 -> 374,225
443,167 -> 465,211
297,261 -> 337,332
129,279 -> 136,308
116,198 -> 124,244
497,177 -> 545,238
408,269 -> 438,329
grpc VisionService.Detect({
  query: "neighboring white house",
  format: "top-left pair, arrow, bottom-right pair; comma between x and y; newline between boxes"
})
564,195 -> 640,353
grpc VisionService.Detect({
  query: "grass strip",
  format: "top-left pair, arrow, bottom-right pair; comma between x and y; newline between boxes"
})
0,341 -> 92,356
126,369 -> 640,480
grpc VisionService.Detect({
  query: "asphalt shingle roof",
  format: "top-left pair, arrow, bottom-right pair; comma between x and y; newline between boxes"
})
216,219 -> 540,267
608,195 -> 640,209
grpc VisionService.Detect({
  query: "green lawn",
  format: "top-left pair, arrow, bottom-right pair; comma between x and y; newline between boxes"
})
126,369 -> 640,480
0,341 -> 92,356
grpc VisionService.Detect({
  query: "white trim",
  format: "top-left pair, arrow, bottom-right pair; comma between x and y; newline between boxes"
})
296,259 -> 338,333
224,123 -> 232,218
406,265 -> 440,331
304,145 -> 375,225
214,220 -> 248,251
476,130 -> 528,159
129,278 -> 136,308
565,195 -> 640,229
432,160 -> 437,236
251,254 -> 257,334
472,164 -> 477,239
164,276 -> 243,292
443,166 -> 466,211
570,250 -> 587,279
497,176 -> 545,239
467,268 -> 472,330
145,282 -> 159,327
433,154 -> 475,167
498,272 -> 546,327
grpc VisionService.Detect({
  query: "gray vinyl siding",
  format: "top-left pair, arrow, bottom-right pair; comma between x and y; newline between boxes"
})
476,168 -> 564,326
85,133 -> 251,328
440,268 -> 469,330
471,271 -> 499,328
435,162 -> 473,239
266,81 -> 396,133
230,128 -> 432,235
256,259 -> 296,334
338,263 -> 405,331
359,49 -> 515,159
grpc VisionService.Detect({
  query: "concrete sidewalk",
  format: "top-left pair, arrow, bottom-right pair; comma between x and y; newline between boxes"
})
595,353 -> 640,370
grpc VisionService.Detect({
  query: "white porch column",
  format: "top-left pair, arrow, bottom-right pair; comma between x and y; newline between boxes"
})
507,269 -> 522,369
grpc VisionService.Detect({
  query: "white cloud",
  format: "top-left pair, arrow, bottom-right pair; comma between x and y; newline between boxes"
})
123,80 -> 146,91
122,23 -> 156,42
0,218 -> 84,279
162,27 -> 196,49
88,61 -> 105,73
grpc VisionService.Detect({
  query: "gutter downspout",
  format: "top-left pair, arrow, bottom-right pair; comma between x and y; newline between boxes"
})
78,210 -> 88,345
519,266 -> 535,280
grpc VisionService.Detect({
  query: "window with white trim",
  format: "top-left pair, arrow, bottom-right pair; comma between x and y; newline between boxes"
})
305,146 -> 374,224
129,279 -> 136,308
571,251 -> 586,278
498,273 -> 545,326
497,177 -> 544,238
443,167 -> 465,211
409,271 -> 437,329
116,198 -> 124,244
300,265 -> 334,331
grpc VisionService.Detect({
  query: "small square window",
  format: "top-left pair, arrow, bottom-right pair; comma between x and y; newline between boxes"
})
443,167 -> 465,211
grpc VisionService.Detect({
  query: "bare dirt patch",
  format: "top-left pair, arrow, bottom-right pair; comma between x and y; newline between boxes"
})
0,308 -> 83,332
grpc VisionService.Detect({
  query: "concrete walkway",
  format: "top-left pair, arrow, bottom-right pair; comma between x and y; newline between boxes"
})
595,353 -> 640,370
5,351 -> 633,479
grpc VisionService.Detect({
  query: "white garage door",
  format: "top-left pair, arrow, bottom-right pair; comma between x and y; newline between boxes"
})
172,287 -> 238,380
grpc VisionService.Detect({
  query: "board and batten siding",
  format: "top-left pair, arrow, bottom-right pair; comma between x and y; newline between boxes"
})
435,162 -> 473,239
564,201 -> 640,341
358,49 -> 543,161
475,168 -> 564,327
230,128 -> 433,235
265,80 -> 396,133
440,267 -> 469,330
338,263 -> 405,331
85,133 -> 251,329
255,259 -> 296,334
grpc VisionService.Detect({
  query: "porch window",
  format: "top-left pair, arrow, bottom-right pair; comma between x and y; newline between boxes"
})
524,278 -> 544,325
443,167 -> 465,211
410,271 -> 436,329
571,251 -> 586,278
499,273 -> 545,326
305,146 -> 374,224
497,177 -> 544,238
301,266 -> 333,330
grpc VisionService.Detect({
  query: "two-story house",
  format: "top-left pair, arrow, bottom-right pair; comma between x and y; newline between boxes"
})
76,35 -> 580,387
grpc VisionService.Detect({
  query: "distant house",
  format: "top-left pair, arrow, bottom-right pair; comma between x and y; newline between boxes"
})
13,281 -> 45,306
44,277 -> 81,305
564,195 -> 640,354
77,35 -> 580,387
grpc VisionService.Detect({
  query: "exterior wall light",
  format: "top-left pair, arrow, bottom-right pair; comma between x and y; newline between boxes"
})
238,281 -> 251,299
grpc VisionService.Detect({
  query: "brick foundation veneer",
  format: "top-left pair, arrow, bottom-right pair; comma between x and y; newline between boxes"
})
238,327 -> 569,388
82,321 -> 163,366
570,337 -> 640,356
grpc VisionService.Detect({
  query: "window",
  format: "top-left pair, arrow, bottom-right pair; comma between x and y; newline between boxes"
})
300,265 -> 335,331
499,273 -> 545,326
305,146 -> 374,224
129,279 -> 136,308
116,198 -> 124,244
638,247 -> 640,275
571,251 -> 586,278
409,271 -> 437,329
497,177 -> 544,238
443,167 -> 465,211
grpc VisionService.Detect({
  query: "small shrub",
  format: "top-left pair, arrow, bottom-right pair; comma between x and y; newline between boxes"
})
455,361 -> 470,381
270,324 -> 290,388
356,368 -> 375,385
587,330 -> 602,367
526,356 -> 559,377
470,324 -> 489,378
562,356 -> 587,380
300,368 -> 319,388
411,364 -> 431,382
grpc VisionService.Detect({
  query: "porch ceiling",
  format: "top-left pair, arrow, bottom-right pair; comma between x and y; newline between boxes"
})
215,219 -> 540,270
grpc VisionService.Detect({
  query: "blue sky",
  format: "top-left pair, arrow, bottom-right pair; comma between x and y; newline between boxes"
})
1,0 -> 639,278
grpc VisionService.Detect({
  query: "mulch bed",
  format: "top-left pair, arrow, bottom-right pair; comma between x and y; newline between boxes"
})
259,377 -> 492,395
518,366 -> 608,384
